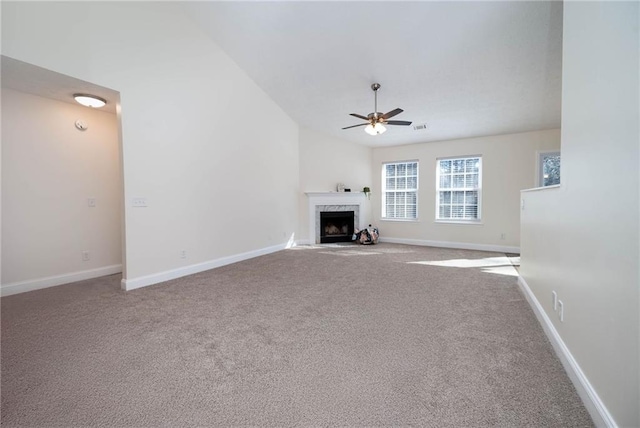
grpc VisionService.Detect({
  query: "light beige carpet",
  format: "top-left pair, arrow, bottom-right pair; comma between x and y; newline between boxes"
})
1,243 -> 592,427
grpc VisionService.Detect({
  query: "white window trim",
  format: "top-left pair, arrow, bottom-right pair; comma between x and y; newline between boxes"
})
435,156 -> 482,223
434,220 -> 484,225
381,160 -> 419,220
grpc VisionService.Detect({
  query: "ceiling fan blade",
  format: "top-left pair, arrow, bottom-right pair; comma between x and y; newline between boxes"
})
342,123 -> 369,130
386,120 -> 412,126
381,108 -> 404,120
349,113 -> 369,121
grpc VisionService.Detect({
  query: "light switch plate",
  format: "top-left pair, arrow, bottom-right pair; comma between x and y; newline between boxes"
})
132,198 -> 147,207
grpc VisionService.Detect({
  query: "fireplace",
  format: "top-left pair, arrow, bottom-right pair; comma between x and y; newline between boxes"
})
320,211 -> 355,243
305,192 -> 365,244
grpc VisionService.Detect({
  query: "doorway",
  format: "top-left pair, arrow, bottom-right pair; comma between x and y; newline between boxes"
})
1,56 -> 125,295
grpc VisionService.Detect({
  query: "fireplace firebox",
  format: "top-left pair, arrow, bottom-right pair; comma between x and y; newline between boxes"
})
320,211 -> 355,243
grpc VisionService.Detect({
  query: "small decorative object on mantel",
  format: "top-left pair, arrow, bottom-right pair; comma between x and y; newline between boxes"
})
344,188 -> 351,192
337,183 -> 346,192
363,186 -> 371,199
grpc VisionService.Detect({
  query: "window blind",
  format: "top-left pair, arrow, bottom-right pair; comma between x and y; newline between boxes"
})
382,161 -> 418,219
436,157 -> 481,221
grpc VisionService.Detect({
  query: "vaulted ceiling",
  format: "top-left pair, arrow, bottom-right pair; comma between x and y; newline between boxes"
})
182,1 -> 563,147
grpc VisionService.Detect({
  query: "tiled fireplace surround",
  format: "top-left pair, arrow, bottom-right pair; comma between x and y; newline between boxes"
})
305,192 -> 366,244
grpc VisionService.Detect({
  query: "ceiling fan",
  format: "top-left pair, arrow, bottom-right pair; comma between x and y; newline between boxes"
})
342,83 -> 412,135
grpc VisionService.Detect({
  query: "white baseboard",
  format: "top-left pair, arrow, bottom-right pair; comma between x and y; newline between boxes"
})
517,276 -> 616,428
121,243 -> 288,291
379,237 -> 520,254
295,239 -> 311,246
1,264 -> 123,297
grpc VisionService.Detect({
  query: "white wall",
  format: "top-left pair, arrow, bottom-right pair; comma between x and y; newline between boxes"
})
520,2 -> 639,426
1,89 -> 121,289
372,129 -> 560,251
298,127 -> 372,240
1,2 -> 300,289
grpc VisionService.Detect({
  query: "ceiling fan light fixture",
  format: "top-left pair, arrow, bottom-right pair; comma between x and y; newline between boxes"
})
365,122 -> 386,136
343,83 -> 411,134
73,94 -> 107,108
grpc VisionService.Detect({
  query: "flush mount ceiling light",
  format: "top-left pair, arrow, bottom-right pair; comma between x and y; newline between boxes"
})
342,83 -> 412,136
73,94 -> 106,108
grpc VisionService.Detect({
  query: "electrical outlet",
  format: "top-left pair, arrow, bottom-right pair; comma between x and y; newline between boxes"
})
179,250 -> 187,259
82,251 -> 90,261
500,233 -> 506,240
558,300 -> 564,322
87,198 -> 96,207
552,291 -> 558,310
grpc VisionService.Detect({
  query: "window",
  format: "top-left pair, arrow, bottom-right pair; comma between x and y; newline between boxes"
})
382,161 -> 418,220
538,151 -> 561,187
436,156 -> 481,222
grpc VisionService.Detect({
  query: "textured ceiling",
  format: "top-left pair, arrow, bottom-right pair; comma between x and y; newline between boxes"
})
1,56 -> 119,114
183,1 -> 563,147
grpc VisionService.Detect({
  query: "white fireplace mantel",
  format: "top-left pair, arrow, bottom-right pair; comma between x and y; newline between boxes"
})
305,192 -> 366,244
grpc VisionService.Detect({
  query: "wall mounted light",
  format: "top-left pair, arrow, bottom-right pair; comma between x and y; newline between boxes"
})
73,94 -> 106,108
